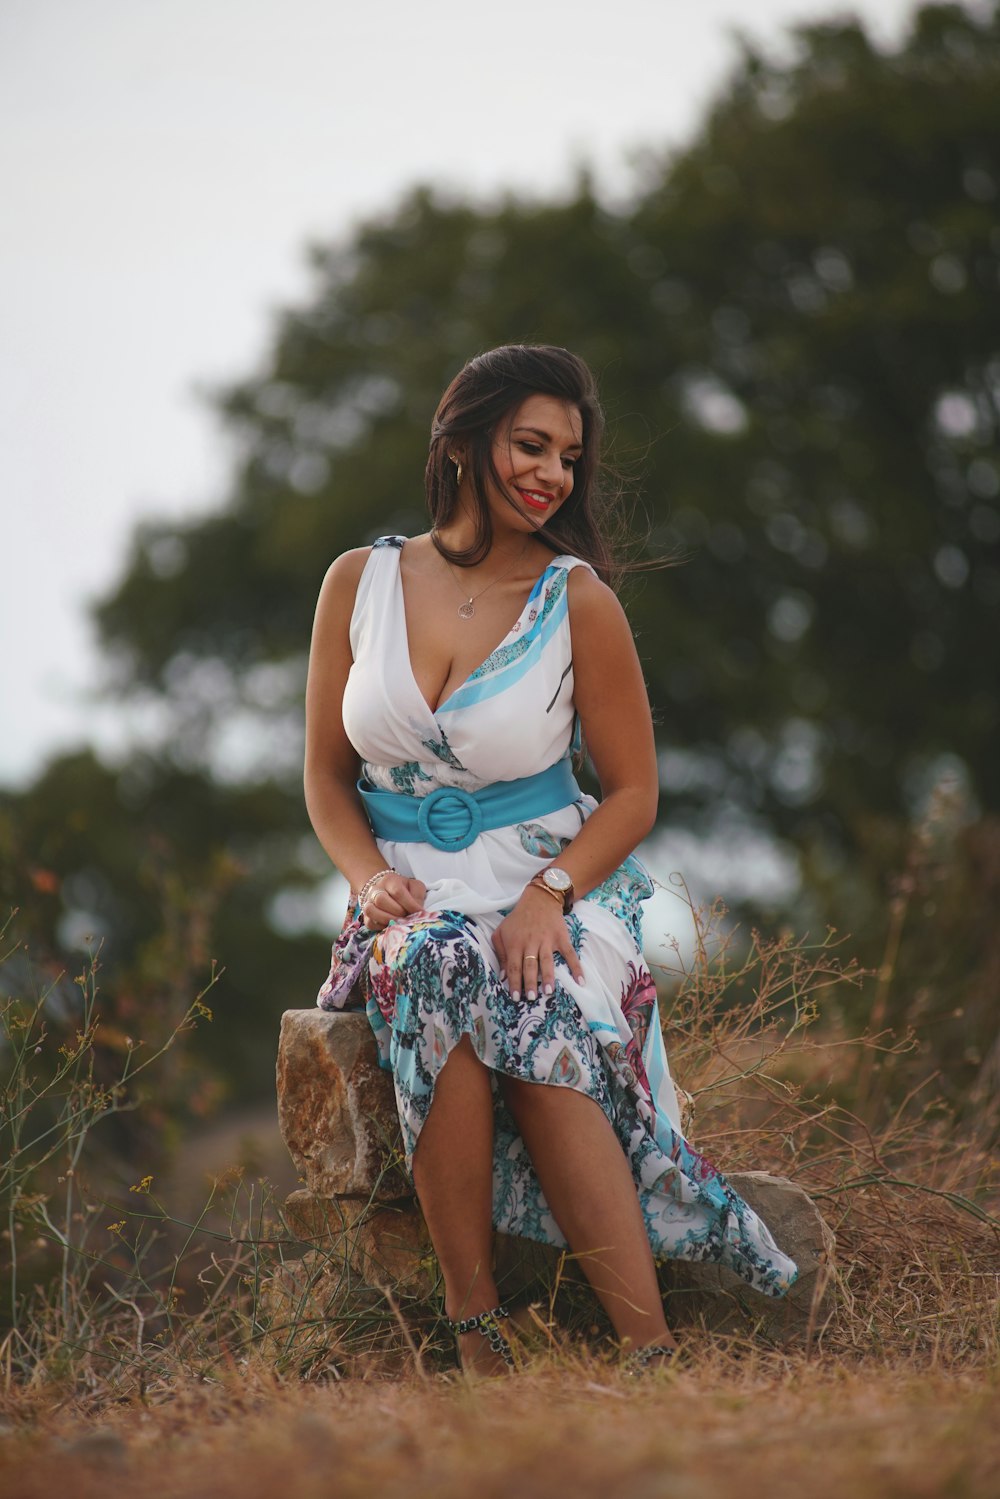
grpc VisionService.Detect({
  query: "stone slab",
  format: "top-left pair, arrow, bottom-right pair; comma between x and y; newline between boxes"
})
660,1170 -> 837,1344
276,1009 -> 407,1200
259,1250 -> 418,1379
283,1189 -> 436,1298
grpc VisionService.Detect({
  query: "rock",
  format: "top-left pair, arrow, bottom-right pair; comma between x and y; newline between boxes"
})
662,1170 -> 836,1345
283,1188 -> 356,1243
344,1199 -> 436,1298
284,1190 -> 436,1298
259,1249 -> 422,1378
276,1010 -> 407,1199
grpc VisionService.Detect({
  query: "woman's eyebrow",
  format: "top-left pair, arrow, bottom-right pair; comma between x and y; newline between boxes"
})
512,425 -> 584,453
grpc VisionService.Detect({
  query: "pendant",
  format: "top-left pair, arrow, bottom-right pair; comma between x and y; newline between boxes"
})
458,600 -> 475,620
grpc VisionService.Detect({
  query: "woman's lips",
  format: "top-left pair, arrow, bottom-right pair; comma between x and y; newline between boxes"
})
517,488 -> 553,511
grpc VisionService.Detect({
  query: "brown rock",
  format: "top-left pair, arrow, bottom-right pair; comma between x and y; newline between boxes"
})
662,1170 -> 836,1345
258,1249 -> 418,1378
283,1188 -> 357,1244
276,1010 -> 407,1199
283,1190 -> 436,1298
347,1199 -> 436,1298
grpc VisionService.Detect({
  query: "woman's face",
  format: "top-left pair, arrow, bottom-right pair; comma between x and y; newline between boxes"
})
484,393 -> 584,533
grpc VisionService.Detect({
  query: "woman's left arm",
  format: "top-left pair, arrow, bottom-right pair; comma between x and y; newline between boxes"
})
492,566 -> 659,998
553,564 -> 660,891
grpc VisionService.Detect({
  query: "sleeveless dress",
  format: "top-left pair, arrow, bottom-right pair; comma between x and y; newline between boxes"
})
317,535 -> 798,1297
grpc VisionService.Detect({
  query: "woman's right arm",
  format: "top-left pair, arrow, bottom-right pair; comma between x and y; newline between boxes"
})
304,549 -> 425,925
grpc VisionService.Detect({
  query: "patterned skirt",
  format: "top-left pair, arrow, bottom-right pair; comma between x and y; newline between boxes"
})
318,899 -> 799,1298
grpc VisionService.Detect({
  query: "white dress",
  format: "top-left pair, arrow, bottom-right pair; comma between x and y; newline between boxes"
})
318,536 -> 798,1296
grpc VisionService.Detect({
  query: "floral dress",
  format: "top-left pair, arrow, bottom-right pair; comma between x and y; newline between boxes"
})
317,536 -> 798,1296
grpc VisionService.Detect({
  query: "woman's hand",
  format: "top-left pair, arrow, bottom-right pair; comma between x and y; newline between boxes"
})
492,886 -> 585,1002
361,872 -> 428,931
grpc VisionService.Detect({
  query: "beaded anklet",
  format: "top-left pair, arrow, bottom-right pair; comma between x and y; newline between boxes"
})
621,1343 -> 681,1376
448,1305 -> 515,1369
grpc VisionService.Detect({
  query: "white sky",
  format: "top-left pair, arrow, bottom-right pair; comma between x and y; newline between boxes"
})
1,0 -> 926,791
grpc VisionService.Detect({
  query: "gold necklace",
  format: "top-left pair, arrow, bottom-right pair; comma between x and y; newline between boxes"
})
432,534 -> 530,620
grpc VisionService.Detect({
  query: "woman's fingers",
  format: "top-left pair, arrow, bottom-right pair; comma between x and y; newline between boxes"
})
494,918 -> 586,1001
382,875 -> 423,914
506,942 -> 549,1001
492,929 -> 507,982
521,950 -> 542,1001
365,886 -> 406,927
556,929 -> 585,986
360,874 -> 430,931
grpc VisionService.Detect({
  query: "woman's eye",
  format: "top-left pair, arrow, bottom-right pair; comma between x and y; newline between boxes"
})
519,443 -> 542,455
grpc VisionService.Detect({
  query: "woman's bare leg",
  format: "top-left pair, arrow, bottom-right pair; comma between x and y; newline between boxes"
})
411,1034 -> 508,1374
500,1075 -> 677,1355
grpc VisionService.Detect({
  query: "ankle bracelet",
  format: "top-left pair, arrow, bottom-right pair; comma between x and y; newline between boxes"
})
622,1343 -> 679,1376
448,1305 -> 515,1368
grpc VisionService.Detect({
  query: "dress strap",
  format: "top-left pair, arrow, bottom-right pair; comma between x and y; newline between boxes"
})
548,553 -> 598,578
348,536 -> 407,658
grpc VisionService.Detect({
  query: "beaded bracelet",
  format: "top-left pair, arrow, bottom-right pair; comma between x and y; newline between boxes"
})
358,867 -> 395,909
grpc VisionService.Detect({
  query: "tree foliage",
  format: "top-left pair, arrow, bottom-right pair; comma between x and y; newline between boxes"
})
7,4 -> 1000,1108
97,6 -> 999,845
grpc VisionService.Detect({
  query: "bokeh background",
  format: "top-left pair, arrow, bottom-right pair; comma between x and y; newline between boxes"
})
2,0 -> 998,1188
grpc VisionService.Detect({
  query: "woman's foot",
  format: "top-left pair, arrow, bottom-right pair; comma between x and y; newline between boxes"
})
449,1305 -> 516,1379
621,1338 -> 684,1376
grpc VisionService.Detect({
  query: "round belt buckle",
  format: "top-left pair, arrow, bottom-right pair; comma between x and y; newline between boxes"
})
417,785 -> 484,852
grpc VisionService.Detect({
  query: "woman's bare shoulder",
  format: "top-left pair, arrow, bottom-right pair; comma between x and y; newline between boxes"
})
565,562 -> 628,626
318,544 -> 373,599
311,546 -> 376,637
325,545 -> 374,584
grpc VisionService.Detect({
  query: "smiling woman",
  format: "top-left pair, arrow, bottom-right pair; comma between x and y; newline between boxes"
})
423,346 -> 609,576
303,344 -> 798,1378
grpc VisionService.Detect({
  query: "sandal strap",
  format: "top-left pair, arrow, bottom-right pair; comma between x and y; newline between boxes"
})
622,1343 -> 680,1375
449,1304 -> 511,1336
448,1305 -> 515,1368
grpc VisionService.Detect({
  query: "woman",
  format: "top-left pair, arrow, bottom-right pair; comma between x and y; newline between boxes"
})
305,344 -> 798,1377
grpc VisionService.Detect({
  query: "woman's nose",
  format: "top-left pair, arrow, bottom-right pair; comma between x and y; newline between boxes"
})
535,451 -> 563,488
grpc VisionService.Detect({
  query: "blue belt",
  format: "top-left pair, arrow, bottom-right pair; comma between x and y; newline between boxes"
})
358,758 -> 581,853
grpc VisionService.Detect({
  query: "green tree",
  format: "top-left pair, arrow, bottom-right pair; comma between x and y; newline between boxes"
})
98,6 -> 999,839
6,3 -> 999,1114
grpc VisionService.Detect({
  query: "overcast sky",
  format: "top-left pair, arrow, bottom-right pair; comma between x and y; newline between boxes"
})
0,0 -> 928,791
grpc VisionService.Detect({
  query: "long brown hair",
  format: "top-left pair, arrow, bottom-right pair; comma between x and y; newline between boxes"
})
425,345 -> 625,586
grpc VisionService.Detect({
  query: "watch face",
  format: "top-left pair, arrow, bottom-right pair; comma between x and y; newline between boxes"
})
543,867 -> 572,893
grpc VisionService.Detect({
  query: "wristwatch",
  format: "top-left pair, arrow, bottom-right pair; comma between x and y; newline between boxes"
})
532,866 -> 574,913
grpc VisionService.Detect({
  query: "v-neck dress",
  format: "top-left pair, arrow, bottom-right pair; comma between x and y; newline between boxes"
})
317,535 -> 798,1296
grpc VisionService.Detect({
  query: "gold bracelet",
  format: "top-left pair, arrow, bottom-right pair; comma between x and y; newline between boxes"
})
526,876 -> 565,907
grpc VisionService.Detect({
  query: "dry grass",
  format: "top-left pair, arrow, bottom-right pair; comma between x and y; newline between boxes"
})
1,1356 -> 998,1499
2,863 -> 999,1494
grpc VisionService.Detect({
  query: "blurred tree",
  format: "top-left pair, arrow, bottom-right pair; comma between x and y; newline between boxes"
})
0,751 -> 321,1113
6,3 -> 999,1113
96,5 -> 999,842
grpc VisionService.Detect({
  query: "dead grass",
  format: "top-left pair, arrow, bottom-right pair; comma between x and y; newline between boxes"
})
1,1355 -> 998,1499
2,859 -> 999,1494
